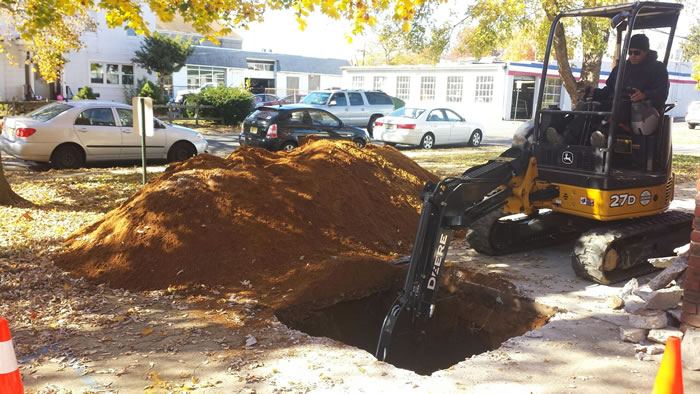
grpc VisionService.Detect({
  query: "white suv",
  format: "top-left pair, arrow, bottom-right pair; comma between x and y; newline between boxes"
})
299,90 -> 395,136
686,101 -> 700,129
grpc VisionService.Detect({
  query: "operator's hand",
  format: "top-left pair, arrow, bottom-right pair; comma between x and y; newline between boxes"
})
630,88 -> 646,102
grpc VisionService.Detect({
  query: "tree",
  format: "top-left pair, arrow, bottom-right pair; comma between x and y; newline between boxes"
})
132,33 -> 194,76
680,24 -> 700,89
456,0 -> 620,103
0,0 -> 437,205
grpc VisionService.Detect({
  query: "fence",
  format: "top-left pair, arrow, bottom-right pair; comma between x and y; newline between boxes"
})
153,103 -> 223,125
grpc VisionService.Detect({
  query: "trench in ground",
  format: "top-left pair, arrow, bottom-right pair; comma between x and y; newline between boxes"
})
276,267 -> 558,375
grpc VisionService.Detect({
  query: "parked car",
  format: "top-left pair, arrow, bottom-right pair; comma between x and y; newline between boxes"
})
173,82 -> 216,104
1,101 -> 208,169
239,105 -> 369,151
252,94 -> 281,108
299,90 -> 394,136
277,94 -> 307,105
372,107 -> 484,149
686,100 -> 700,129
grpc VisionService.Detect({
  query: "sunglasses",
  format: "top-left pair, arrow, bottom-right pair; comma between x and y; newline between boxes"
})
629,50 -> 644,56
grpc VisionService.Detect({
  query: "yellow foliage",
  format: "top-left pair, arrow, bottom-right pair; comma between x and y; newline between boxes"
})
2,0 -> 437,82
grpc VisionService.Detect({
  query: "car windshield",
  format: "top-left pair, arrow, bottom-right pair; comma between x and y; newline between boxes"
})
301,92 -> 331,105
249,109 -> 279,120
389,107 -> 425,119
27,103 -> 73,121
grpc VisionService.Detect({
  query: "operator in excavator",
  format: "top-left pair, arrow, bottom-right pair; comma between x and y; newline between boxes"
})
547,34 -> 670,147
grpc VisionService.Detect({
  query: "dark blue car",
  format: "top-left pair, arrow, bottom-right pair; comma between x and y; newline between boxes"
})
239,105 -> 369,151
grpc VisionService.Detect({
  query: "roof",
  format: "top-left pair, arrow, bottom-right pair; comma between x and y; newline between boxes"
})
186,46 -> 350,75
156,15 -> 242,40
559,1 -> 683,29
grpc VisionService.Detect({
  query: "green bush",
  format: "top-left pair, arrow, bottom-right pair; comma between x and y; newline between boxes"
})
186,87 -> 253,125
123,78 -> 167,105
75,86 -> 97,100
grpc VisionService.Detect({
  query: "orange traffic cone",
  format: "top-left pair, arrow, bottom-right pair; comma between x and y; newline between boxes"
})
652,336 -> 683,394
0,318 -> 23,394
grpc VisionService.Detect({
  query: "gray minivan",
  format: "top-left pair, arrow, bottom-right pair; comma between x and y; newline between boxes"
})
299,90 -> 395,136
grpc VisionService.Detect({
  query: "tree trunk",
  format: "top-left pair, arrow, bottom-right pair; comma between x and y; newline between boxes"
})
0,152 -> 27,206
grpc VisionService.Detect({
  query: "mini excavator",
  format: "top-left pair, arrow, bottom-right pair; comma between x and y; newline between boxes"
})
376,2 -> 693,361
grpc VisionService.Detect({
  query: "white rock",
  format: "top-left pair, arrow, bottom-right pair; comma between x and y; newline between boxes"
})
629,310 -> 668,329
647,251 -> 689,290
607,296 -> 624,310
644,287 -> 683,310
647,328 -> 684,344
633,284 -> 652,301
620,327 -> 648,343
623,294 -> 647,314
245,335 -> 257,347
619,278 -> 639,299
681,328 -> 700,371
647,345 -> 665,355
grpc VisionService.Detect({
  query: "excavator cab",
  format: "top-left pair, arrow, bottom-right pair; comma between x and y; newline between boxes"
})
534,2 -> 681,199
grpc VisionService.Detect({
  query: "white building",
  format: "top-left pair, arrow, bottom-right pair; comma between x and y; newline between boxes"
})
0,10 -> 349,103
342,60 -> 700,121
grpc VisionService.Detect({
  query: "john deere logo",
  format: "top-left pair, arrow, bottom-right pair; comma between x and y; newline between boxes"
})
562,151 -> 574,165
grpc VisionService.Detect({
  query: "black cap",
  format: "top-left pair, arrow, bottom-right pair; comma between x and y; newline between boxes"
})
630,34 -> 650,51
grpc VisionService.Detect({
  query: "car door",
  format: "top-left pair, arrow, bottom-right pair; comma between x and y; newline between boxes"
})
307,109 -> 340,140
444,109 -> 470,143
347,92 -> 367,126
73,107 -> 121,160
425,109 -> 450,146
278,109 -> 327,143
328,92 -> 351,124
116,107 -> 167,159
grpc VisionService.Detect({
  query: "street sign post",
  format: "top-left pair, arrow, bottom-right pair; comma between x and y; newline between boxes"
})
132,97 -> 153,185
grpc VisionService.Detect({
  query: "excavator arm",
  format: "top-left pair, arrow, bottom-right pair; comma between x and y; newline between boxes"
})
375,147 -> 531,361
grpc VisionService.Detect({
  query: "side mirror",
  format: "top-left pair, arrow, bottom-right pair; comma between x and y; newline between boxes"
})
329,100 -> 337,106
611,12 -> 629,29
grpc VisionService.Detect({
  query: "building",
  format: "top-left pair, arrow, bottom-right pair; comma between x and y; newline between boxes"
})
0,9 -> 349,103
342,60 -> 700,121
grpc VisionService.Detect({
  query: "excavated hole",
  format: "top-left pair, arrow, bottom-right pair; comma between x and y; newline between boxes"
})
277,268 -> 557,375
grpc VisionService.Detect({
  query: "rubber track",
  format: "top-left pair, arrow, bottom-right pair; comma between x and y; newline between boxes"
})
571,210 -> 694,285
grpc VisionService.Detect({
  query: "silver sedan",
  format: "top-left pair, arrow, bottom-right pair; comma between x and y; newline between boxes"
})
1,100 -> 207,169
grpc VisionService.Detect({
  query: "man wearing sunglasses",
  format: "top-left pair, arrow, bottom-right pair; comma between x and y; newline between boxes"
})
547,34 -> 669,147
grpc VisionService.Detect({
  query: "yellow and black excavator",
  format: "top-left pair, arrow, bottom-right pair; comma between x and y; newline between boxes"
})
376,1 -> 693,361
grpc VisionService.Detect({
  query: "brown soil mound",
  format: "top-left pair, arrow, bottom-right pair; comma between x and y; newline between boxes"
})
55,140 -> 438,309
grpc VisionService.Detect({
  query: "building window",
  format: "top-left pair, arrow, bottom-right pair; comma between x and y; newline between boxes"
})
187,66 -> 226,89
352,76 -> 364,89
90,63 -> 104,84
420,76 -> 435,101
542,78 -> 562,108
475,75 -> 494,103
446,76 -> 463,102
90,63 -> 134,85
246,60 -> 274,71
373,76 -> 385,91
396,76 -> 410,100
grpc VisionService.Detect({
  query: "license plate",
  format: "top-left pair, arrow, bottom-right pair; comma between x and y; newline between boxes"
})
250,126 -> 258,134
385,124 -> 393,129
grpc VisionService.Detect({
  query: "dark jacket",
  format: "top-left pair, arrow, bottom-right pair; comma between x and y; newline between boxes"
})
596,50 -> 669,110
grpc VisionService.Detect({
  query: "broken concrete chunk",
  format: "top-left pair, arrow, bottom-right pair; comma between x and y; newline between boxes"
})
644,287 -> 683,310
607,295 -> 624,310
647,328 -> 684,344
620,327 -> 648,343
647,251 -> 689,291
647,344 -> 665,355
648,256 -> 677,269
681,328 -> 700,371
629,310 -> 668,329
619,278 -> 639,299
632,284 -> 652,301
623,294 -> 647,314
667,308 -> 682,323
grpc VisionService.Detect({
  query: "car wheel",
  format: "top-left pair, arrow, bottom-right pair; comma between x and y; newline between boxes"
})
420,133 -> 435,150
690,123 -> 697,129
353,138 -> 366,148
468,129 -> 483,147
367,115 -> 382,138
281,141 -> 297,151
167,141 -> 197,162
51,144 -> 84,170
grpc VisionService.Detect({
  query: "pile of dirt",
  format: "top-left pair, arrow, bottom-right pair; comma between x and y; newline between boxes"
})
55,140 -> 438,309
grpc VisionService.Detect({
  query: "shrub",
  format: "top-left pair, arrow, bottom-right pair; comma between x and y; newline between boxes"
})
75,86 -> 97,100
123,78 -> 167,105
186,87 -> 253,125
